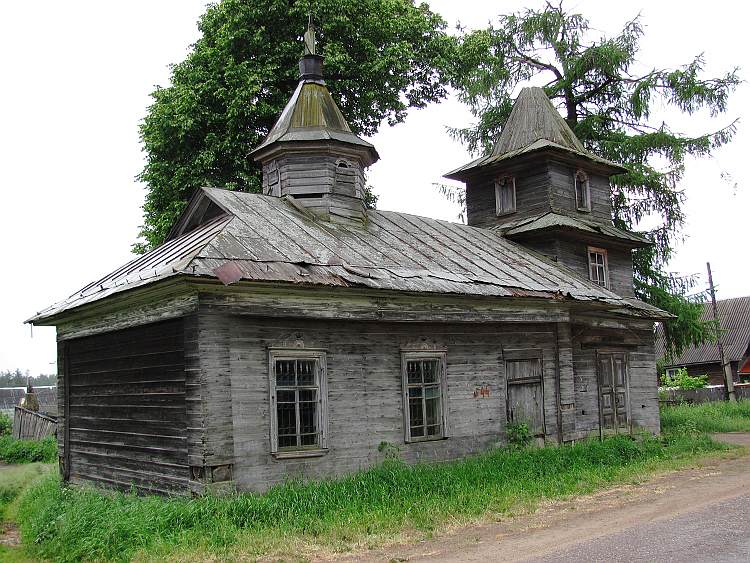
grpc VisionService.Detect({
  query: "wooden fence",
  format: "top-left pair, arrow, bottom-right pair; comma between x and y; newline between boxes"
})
660,384 -> 750,405
12,406 -> 57,440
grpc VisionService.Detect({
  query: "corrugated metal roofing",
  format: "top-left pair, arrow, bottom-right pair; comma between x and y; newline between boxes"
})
28,188 -> 667,323
658,296 -> 750,364
445,88 -> 626,179
497,211 -> 651,247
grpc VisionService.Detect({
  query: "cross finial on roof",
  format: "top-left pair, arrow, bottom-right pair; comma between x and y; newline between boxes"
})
304,14 -> 316,56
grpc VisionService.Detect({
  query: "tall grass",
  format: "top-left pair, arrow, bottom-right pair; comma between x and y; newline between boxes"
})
16,433 -> 727,562
0,436 -> 57,464
660,399 -> 750,433
0,464 -> 53,518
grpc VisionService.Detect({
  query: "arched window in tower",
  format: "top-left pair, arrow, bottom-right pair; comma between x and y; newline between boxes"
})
575,170 -> 591,211
495,176 -> 516,216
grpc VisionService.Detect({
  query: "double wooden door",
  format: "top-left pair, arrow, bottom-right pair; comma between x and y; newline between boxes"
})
598,352 -> 630,435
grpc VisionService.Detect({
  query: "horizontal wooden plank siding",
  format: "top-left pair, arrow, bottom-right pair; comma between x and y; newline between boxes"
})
222,313 -> 561,492
65,319 -> 189,494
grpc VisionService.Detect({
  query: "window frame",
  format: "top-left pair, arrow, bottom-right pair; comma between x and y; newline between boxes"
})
587,246 -> 609,288
494,176 -> 517,216
575,169 -> 591,212
268,348 -> 328,458
401,350 -> 449,443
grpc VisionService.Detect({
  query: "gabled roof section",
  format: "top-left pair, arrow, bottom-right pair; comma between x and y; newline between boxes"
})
446,87 -> 626,180
496,211 -> 652,248
28,188 -> 668,324
658,296 -> 750,365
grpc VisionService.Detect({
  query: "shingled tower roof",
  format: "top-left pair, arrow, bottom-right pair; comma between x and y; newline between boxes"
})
250,21 -> 378,165
492,87 -> 585,156
446,87 -> 625,180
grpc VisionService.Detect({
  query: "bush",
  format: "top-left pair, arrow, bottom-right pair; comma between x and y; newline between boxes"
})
660,368 -> 708,390
0,412 -> 11,436
506,421 -> 533,449
15,434 -> 725,562
0,436 -> 57,464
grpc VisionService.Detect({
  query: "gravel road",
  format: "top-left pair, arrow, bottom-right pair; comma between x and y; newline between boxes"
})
342,433 -> 750,563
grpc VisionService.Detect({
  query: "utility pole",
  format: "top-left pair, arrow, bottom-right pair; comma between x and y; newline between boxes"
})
707,262 -> 736,402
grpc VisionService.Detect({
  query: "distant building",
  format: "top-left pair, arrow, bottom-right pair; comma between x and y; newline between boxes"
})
0,386 -> 57,418
657,296 -> 750,385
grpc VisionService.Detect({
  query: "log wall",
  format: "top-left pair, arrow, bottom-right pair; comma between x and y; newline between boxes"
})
62,319 -> 189,494
220,315 -> 570,492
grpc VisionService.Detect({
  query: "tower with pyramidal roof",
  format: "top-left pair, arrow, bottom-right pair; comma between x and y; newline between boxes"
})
250,20 -> 379,224
447,87 -> 652,298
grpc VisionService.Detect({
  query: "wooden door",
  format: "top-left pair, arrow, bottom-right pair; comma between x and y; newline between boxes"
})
598,353 -> 630,435
506,358 -> 545,437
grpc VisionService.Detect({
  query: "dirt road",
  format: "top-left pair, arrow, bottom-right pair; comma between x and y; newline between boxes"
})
345,433 -> 750,562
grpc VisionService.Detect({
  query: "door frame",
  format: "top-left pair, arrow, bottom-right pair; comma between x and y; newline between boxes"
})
504,349 -> 546,438
596,351 -> 632,439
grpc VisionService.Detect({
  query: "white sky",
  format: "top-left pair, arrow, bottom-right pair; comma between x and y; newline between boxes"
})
1,1 -> 748,376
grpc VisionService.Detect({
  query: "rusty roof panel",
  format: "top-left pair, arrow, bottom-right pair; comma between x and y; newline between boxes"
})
28,188 -> 667,323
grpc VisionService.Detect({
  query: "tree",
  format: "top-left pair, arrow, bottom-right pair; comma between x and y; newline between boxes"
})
448,2 -> 740,359
137,0 -> 454,251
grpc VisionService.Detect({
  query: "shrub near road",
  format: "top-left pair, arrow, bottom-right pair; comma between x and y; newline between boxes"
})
661,400 -> 750,433
15,434 -> 728,562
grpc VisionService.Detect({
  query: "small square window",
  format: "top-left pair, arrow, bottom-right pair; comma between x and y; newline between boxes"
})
401,352 -> 448,442
495,176 -> 516,216
575,170 -> 591,211
588,247 -> 609,288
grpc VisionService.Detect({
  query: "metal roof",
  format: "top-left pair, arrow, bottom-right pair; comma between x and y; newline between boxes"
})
497,211 -> 652,247
445,88 -> 626,179
658,296 -> 750,364
29,188 -> 667,324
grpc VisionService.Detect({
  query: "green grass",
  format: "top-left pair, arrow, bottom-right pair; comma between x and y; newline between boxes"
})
14,433 -> 732,562
660,399 -> 750,433
0,437 -> 57,465
0,464 -> 53,519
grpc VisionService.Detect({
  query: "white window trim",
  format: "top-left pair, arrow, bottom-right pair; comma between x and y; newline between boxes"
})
495,176 -> 517,216
401,350 -> 449,443
587,246 -> 609,289
575,169 -> 591,212
268,348 -> 328,458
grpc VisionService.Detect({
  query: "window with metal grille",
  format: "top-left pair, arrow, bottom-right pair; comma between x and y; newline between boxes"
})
269,351 -> 327,454
588,247 -> 609,288
401,353 -> 448,442
575,170 -> 591,211
495,176 -> 516,215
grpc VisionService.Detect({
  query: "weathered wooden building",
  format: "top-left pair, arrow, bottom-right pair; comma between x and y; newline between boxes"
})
28,28 -> 667,495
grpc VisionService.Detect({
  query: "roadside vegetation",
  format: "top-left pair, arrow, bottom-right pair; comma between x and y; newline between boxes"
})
12,432 -> 731,562
661,399 -> 750,433
0,437 -> 57,465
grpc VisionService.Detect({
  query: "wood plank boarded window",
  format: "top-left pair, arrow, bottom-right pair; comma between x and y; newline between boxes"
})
575,169 -> 591,211
495,176 -> 516,215
588,246 -> 609,288
401,352 -> 448,442
268,350 -> 327,454
505,351 -> 545,437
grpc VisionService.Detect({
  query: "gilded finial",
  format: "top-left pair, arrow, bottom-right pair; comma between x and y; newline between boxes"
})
304,14 -> 316,56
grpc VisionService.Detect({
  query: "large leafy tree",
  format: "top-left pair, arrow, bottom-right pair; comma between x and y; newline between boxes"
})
137,0 -> 453,251
448,2 -> 740,359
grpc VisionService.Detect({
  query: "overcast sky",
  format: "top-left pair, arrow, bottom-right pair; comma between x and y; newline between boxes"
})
1,1 -> 747,377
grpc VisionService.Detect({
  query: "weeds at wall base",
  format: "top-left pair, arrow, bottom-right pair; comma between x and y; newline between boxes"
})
13,432 -> 734,563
